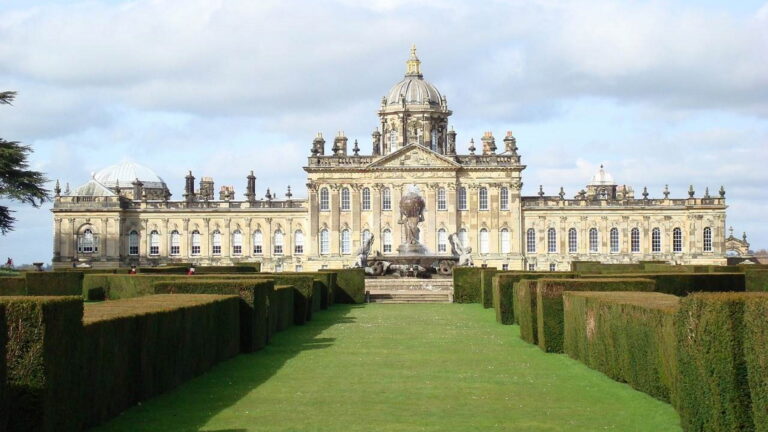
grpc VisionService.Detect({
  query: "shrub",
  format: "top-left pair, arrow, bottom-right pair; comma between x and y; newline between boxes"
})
0,296 -> 84,432
515,280 -> 539,345
153,279 -> 274,352
274,285 -> 295,331
453,267 -> 482,303
588,272 -> 745,295
25,272 -> 84,296
563,292 -> 680,403
536,278 -> 656,353
493,272 -> 580,325
0,277 -> 26,296
86,286 -> 106,301
570,261 -> 645,274
332,268 -> 365,304
480,267 -> 498,308
746,269 -> 768,292
675,293 -> 760,432
82,294 -> 240,428
744,295 -> 768,431
83,274 -> 192,299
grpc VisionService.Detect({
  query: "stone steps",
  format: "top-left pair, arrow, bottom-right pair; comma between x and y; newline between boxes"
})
365,277 -> 454,303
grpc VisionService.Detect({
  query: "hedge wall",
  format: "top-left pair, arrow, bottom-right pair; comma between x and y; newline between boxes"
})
330,268 -> 365,304
492,272 -> 580,325
0,277 -> 26,296
746,269 -> 768,292
453,267 -> 482,303
675,293 -> 757,432
480,268 -> 498,308
0,296 -> 84,432
536,278 -> 656,353
83,274 -> 196,299
563,291 -> 680,403
744,295 -> 768,431
153,279 -> 274,352
82,295 -> 240,428
589,272 -> 745,296
274,285 -> 295,331
25,272 -> 84,296
515,280 -> 539,345
139,265 -> 260,274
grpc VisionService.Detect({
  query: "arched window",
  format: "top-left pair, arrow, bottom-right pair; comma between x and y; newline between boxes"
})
430,129 -> 438,151
211,230 -> 222,255
232,230 -> 243,255
294,230 -> 304,255
319,229 -> 330,254
458,187 -> 467,210
673,227 -> 682,253
568,228 -> 577,253
341,187 -> 350,211
382,188 -> 392,211
500,228 -> 511,254
500,187 -> 509,211
631,228 -> 640,253
382,229 -> 392,253
479,228 -> 490,254
589,228 -> 599,253
458,228 -> 469,248
610,228 -> 619,253
78,228 -> 96,253
479,187 -> 489,211
526,228 -> 536,253
703,227 -> 712,252
362,188 -> 371,211
652,228 -> 661,253
437,188 -> 446,210
149,230 -> 160,256
389,130 -> 397,152
252,230 -> 263,255
437,229 -> 448,253
170,230 -> 181,256
362,229 -> 372,245
341,229 -> 351,255
128,230 -> 139,256
319,187 -> 329,211
273,230 -> 284,255
547,228 -> 557,253
191,230 -> 201,256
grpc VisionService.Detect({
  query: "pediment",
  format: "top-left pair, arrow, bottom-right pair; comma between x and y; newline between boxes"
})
367,145 -> 460,170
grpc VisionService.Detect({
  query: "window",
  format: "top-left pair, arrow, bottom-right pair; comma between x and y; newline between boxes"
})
437,188 -> 446,210
389,130 -> 397,152
341,230 -> 351,254
500,228 -> 510,254
319,187 -> 329,211
610,228 -> 619,253
673,227 -> 682,253
191,230 -> 201,256
253,230 -> 263,255
78,228 -> 96,253
273,230 -> 284,255
362,188 -> 371,211
479,228 -> 489,254
294,230 -> 304,255
149,230 -> 160,256
458,187 -> 467,210
458,229 -> 469,248
232,230 -> 243,255
547,228 -> 557,253
568,228 -> 577,253
703,227 -> 712,252
129,230 -> 139,256
526,228 -> 536,253
479,187 -> 489,210
631,228 -> 640,253
549,263 -> 556,272
362,229 -> 372,245
295,265 -> 303,272
431,129 -> 438,151
528,263 -> 536,271
170,230 -> 180,256
212,230 -> 222,255
652,228 -> 661,253
320,229 -> 330,254
437,229 -> 448,253
341,187 -> 350,211
382,188 -> 391,211
589,228 -> 599,253
382,229 -> 392,253
500,187 -> 509,211
502,264 -> 509,271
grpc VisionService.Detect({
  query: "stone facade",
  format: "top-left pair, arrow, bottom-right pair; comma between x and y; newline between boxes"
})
51,47 -> 728,270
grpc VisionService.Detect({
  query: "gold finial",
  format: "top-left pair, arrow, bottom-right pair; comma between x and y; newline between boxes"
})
406,44 -> 421,76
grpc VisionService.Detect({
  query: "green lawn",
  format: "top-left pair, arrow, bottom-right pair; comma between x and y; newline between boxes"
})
91,304 -> 682,432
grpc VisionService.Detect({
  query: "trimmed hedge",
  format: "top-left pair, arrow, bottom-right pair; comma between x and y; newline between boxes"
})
589,272 -> 746,295
515,280 -> 539,345
25,271 -> 84,296
675,293 -> 759,432
746,269 -> 768,292
453,267 -> 482,303
493,272 -> 580,325
140,265 -> 261,274
0,296 -> 84,432
331,268 -> 365,304
744,295 -> 768,431
274,285 -> 295,331
153,279 -> 274,352
480,267 -> 498,308
563,291 -> 680,403
82,295 -> 240,428
0,277 -> 26,296
536,278 -> 656,353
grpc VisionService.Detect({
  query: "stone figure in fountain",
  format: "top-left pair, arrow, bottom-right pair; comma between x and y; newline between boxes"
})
397,186 -> 427,255
354,234 -> 375,268
449,233 -> 474,266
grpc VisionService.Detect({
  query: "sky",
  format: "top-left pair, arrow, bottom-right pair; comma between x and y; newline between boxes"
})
0,0 -> 767,264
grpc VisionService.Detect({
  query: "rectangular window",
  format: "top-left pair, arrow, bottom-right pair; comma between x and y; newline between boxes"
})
437,188 -> 446,211
631,229 -> 640,253
479,188 -> 488,211
500,187 -> 509,211
362,188 -> 371,211
192,245 -> 201,255
528,263 -> 535,271
549,263 -> 556,272
382,189 -> 392,211
458,187 -> 467,210
502,264 -> 509,271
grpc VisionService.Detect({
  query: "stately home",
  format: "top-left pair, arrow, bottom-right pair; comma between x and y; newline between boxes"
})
52,47 -> 729,271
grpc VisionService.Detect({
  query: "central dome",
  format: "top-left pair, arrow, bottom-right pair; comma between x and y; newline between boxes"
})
94,161 -> 166,189
384,45 -> 442,107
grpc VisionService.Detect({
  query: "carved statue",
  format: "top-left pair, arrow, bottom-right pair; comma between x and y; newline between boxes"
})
398,189 -> 425,246
449,233 -> 473,266
354,234 -> 375,268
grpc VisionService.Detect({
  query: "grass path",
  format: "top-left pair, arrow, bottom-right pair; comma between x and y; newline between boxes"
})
91,304 -> 681,432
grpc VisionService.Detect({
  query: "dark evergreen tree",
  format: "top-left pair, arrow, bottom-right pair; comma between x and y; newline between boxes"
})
0,91 -> 49,234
